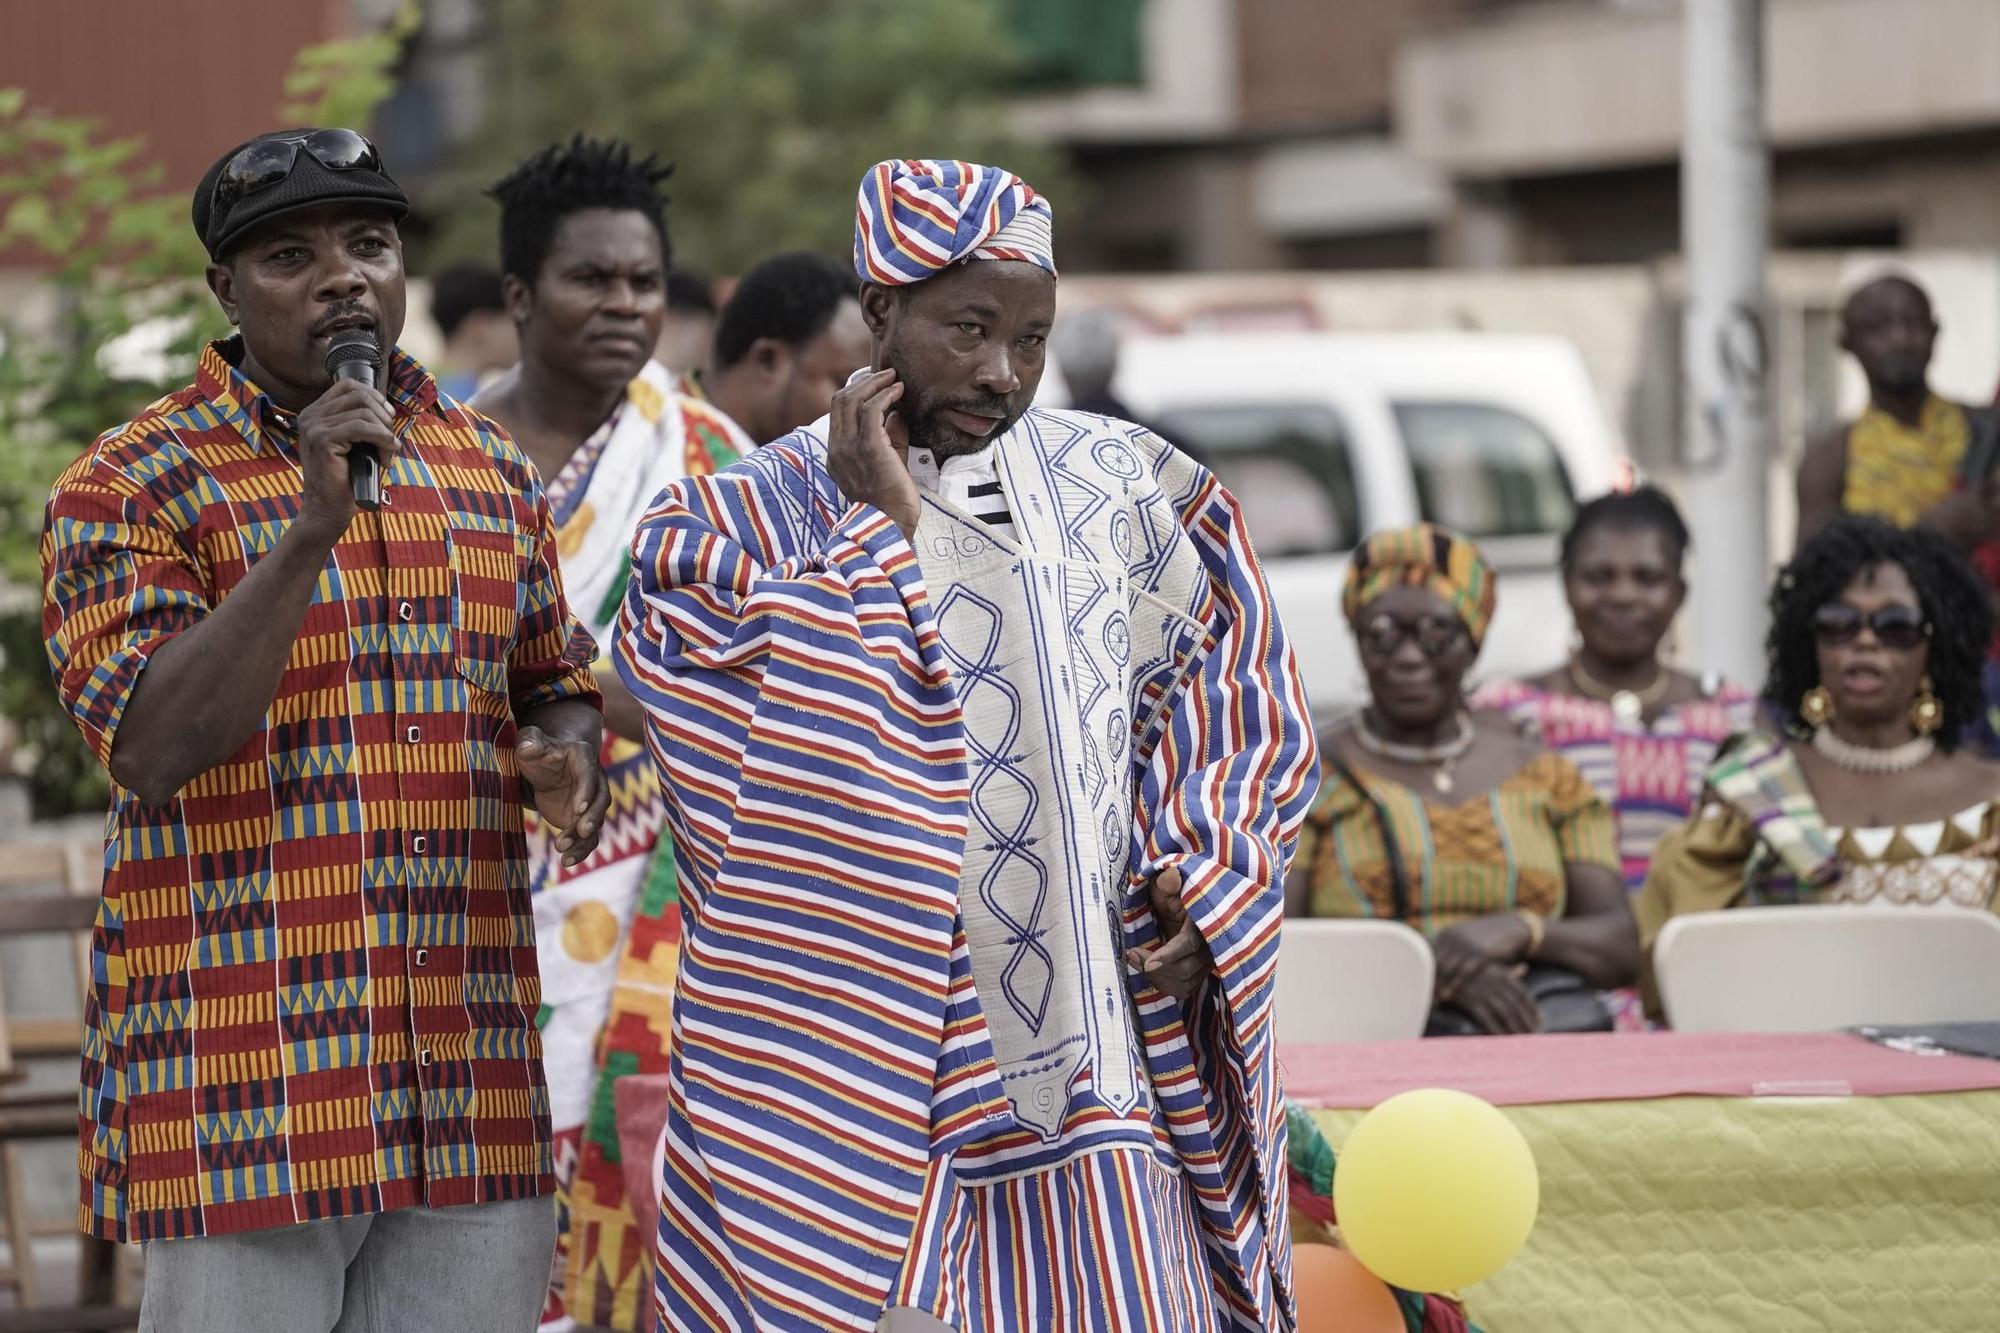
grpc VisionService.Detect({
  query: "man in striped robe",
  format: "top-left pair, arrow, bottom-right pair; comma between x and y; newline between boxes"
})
616,159 -> 1318,1333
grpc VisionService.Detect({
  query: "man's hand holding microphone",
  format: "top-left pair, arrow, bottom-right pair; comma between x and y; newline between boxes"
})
295,329 -> 398,541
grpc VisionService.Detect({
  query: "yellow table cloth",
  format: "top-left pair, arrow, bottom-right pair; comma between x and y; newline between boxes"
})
1311,1091 -> 2000,1332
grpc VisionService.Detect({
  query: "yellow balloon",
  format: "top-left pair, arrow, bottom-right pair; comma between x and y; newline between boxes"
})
1332,1088 -> 1539,1293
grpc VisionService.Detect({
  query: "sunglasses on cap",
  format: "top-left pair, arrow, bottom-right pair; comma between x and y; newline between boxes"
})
1811,602 -> 1930,650
1357,613 -> 1466,660
210,129 -> 384,218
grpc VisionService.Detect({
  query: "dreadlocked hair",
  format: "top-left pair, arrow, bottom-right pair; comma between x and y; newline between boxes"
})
488,135 -> 673,283
1765,515 -> 1992,750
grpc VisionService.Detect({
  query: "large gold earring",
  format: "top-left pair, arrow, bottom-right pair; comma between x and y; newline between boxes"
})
1911,676 -> 1944,736
1800,685 -> 1835,729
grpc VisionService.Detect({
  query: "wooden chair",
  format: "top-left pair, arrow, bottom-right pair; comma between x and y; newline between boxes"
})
0,834 -> 135,1331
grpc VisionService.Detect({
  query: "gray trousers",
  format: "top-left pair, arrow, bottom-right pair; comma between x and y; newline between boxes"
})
137,1195 -> 557,1333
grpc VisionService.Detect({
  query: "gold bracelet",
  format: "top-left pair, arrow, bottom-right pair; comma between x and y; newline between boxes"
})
1516,908 -> 1547,958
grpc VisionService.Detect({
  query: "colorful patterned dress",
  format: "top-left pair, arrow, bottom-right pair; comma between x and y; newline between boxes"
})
1468,681 -> 1759,1028
1637,732 -> 2000,1017
530,361 -> 746,1331
1470,680 -> 1761,894
1299,752 -> 1618,933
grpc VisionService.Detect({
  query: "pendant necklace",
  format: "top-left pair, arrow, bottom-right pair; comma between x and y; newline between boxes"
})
1357,711 -> 1477,795
1569,658 -> 1670,725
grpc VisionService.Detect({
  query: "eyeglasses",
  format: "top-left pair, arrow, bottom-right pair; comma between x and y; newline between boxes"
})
1811,602 -> 1930,651
211,129 -> 383,218
1357,613 -> 1466,659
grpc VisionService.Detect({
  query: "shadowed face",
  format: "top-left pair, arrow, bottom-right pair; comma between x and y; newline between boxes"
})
740,298 -> 872,444
1841,278 -> 1936,397
860,260 -> 1055,460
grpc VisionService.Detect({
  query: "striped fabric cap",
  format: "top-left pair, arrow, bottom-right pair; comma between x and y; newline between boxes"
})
855,158 -> 1056,286
1343,522 -> 1499,646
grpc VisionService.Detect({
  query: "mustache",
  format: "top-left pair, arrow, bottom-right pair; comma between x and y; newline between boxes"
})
312,303 -> 376,338
929,394 -> 1013,418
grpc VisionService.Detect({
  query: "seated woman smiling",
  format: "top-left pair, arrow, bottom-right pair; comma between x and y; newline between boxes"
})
1287,525 -> 1639,1035
1638,517 -> 2000,1011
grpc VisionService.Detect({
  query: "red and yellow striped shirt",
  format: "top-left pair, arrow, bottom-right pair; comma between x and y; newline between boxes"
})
41,339 -> 599,1242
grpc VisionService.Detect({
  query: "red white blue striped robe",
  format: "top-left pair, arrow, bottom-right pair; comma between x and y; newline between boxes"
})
616,410 -> 1317,1332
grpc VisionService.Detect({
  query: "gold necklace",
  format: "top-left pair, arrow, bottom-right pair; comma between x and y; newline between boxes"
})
1568,658 -> 1669,724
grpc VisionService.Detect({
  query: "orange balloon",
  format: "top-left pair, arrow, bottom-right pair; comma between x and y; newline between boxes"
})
1292,1243 -> 1404,1333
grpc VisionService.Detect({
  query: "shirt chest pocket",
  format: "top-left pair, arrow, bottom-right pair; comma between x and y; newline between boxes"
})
447,524 -> 523,696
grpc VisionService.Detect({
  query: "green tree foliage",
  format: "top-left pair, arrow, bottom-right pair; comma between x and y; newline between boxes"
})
431,0 -> 1074,276
0,12 -> 411,816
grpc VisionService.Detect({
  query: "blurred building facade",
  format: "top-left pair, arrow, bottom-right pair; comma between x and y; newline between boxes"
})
0,0 -> 356,210
1025,0 -> 2000,272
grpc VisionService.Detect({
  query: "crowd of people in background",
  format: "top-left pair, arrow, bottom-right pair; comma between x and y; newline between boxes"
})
32,112 -> 2000,1333
1283,268 -> 2000,1040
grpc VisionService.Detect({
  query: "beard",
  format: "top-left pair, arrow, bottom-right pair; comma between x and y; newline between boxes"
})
880,340 -> 1024,460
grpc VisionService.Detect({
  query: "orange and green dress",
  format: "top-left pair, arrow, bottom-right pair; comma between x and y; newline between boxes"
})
1299,751 -> 1618,933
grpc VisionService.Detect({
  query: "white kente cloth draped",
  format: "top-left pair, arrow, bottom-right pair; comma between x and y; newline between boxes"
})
615,410 -> 1318,1332
531,360 -> 746,1139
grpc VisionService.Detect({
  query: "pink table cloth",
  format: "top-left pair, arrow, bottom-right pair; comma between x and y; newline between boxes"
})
1279,1029 -> 2000,1109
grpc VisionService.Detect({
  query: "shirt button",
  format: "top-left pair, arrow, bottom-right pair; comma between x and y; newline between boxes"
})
406,725 -> 421,744
413,948 -> 429,968
398,601 -> 414,622
411,834 -> 428,855
417,1048 -> 433,1068
380,489 -> 393,508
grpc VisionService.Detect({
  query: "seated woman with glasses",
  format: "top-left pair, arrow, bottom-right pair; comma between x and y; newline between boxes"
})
1286,525 -> 1639,1035
1638,517 -> 2000,1011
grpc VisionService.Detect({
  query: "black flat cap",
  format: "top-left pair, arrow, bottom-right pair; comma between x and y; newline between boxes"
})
192,128 -> 411,261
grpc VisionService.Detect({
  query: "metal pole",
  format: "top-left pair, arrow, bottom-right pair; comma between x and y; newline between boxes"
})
1682,0 -> 1771,686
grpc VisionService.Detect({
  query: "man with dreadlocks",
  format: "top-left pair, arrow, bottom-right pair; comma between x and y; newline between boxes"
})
474,136 -> 746,1331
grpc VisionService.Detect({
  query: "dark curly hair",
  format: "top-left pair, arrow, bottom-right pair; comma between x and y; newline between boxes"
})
488,135 -> 673,283
1559,484 -> 1691,573
1765,515 -> 1992,749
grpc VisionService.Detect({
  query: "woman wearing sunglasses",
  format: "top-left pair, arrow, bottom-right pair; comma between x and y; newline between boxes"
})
1286,525 -> 1639,1036
1637,516 -> 2000,1013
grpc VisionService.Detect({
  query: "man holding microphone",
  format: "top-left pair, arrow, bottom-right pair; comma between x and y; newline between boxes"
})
40,127 -> 606,1332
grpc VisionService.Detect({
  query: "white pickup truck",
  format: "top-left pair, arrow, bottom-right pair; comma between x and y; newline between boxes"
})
1044,331 -> 1625,716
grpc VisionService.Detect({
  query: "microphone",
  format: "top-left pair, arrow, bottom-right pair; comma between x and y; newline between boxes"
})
325,330 -> 383,511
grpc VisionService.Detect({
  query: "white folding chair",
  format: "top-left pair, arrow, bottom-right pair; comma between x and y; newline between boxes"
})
1274,919 -> 1436,1044
1655,905 -> 2000,1033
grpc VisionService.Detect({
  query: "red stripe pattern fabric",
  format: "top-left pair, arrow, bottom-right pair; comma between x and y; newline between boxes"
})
40,339 -> 597,1243
616,410 -> 1318,1331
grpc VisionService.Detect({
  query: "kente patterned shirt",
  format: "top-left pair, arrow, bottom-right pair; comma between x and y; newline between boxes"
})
1841,392 -> 1969,528
40,338 -> 599,1244
1300,751 -> 1618,933
1471,680 -> 1761,892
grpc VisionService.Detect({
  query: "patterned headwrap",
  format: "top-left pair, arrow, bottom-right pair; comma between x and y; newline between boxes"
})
1342,524 -> 1498,646
854,158 -> 1057,286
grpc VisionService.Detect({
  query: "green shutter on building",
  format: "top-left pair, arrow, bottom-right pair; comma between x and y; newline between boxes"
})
1007,0 -> 1144,88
